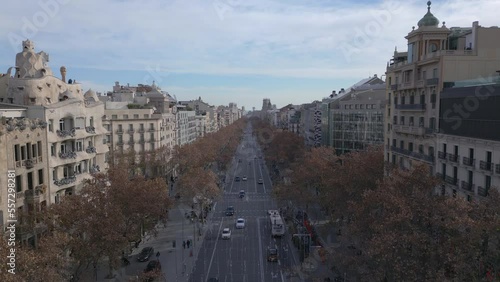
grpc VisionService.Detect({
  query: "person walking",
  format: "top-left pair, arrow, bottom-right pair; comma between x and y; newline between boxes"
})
182,240 -> 186,249
187,239 -> 191,249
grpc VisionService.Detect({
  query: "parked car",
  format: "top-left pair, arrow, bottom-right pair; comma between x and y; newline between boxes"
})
257,178 -> 263,184
235,176 -> 240,182
267,248 -> 278,262
137,247 -> 154,262
235,218 -> 245,229
225,206 -> 235,216
221,228 -> 231,239
239,190 -> 245,198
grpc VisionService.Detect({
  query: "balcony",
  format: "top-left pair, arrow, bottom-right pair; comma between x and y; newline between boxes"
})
496,164 -> 500,174
479,161 -> 493,172
444,176 -> 458,186
86,146 -> 97,154
53,176 -> 77,186
448,154 -> 459,163
59,151 -> 77,159
390,146 -> 434,163
128,129 -> 135,134
116,129 -> 123,134
90,164 -> 100,174
393,125 -> 425,136
138,128 -> 145,133
477,186 -> 489,197
56,128 -> 76,138
435,172 -> 445,180
148,128 -> 155,132
395,104 -> 426,111
400,81 -> 414,90
390,84 -> 398,90
24,159 -> 34,169
128,140 -> 135,145
150,138 -> 156,142
462,157 -> 475,167
25,186 -> 44,201
426,78 -> 439,86
461,181 -> 474,192
438,151 -> 447,160
85,126 -> 96,134
117,141 -> 124,145
138,139 -> 145,144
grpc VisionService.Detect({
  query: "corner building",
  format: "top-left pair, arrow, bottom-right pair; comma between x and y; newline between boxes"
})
384,2 -> 500,173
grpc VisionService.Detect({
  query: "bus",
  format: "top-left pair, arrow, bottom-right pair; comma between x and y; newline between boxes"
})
269,210 -> 285,237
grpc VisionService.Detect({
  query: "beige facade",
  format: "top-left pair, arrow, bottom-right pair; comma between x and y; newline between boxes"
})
0,40 -> 108,207
384,4 -> 500,173
0,109 -> 50,240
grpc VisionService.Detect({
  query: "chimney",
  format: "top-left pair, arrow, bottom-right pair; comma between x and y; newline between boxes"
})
374,74 -> 377,78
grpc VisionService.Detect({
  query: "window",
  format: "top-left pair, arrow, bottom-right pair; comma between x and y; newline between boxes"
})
37,141 -> 42,158
49,119 -> 54,132
123,114 -> 129,119
52,169 -> 57,181
401,96 -> 406,105
21,145 -> 26,160
393,116 -> 397,124
60,143 -> 66,154
409,142 -> 414,152
112,115 -> 118,119
27,172 -> 33,190
400,140 -> 404,149
59,119 -> 65,131
409,116 -> 414,126
400,116 -> 405,125
419,117 -> 424,127
14,145 -> 20,162
134,114 -> 139,119
76,140 -> 83,151
420,94 -> 425,104
50,143 -> 55,156
432,68 -> 438,78
38,169 -> 44,185
90,116 -> 94,127
144,114 -> 149,118
16,175 -> 22,192
410,95 -> 414,104
392,139 -> 396,147
75,117 -> 84,129
485,175 -> 491,189
418,144 -> 424,154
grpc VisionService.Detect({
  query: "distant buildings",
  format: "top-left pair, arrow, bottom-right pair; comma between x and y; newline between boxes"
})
0,40 -> 243,244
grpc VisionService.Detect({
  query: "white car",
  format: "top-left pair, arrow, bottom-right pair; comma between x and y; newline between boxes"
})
235,218 -> 245,229
242,176 -> 248,181
221,228 -> 231,239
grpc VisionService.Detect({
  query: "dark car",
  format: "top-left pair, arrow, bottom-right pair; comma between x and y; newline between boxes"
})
267,248 -> 278,262
239,190 -> 245,198
235,176 -> 240,182
207,278 -> 219,282
257,178 -> 263,184
225,206 -> 235,216
137,247 -> 154,262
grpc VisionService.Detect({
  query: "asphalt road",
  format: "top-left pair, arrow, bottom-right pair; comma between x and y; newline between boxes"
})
189,125 -> 296,282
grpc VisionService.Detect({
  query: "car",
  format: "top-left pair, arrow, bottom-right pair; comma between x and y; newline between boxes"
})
258,178 -> 263,184
267,248 -> 278,262
239,190 -> 245,198
137,247 -> 154,262
207,278 -> 219,282
234,176 -> 240,182
238,159 -> 242,163
235,218 -> 245,229
242,176 -> 247,181
221,228 -> 231,239
225,206 -> 234,216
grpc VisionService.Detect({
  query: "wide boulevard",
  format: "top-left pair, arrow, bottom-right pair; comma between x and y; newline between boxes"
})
189,125 -> 297,282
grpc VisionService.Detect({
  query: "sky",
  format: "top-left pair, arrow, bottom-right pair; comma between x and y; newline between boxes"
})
0,0 -> 499,110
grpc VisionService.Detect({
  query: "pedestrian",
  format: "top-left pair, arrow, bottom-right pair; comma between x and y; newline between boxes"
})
187,239 -> 191,248
182,240 -> 186,249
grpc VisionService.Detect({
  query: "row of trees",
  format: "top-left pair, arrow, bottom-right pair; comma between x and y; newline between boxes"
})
0,118 -> 247,282
253,119 -> 500,281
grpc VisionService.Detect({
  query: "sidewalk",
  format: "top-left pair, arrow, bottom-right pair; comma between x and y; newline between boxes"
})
88,196 -> 214,281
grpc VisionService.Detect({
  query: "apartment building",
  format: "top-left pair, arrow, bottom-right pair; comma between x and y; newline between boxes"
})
179,98 -> 219,136
0,106 -> 50,244
331,81 -> 385,154
300,102 -> 322,148
384,2 -> 500,172
437,81 -> 500,200
175,105 -> 197,146
0,41 -> 108,244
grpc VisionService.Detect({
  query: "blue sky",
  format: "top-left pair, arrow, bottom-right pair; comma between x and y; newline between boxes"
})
1,0 -> 499,110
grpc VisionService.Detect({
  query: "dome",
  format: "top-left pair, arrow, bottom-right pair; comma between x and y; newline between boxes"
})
417,1 -> 439,27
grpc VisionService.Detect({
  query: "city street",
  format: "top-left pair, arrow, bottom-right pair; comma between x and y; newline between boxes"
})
189,125 -> 298,281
